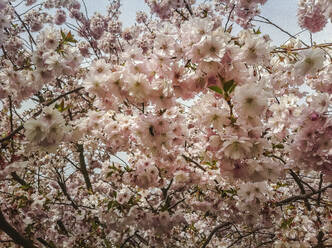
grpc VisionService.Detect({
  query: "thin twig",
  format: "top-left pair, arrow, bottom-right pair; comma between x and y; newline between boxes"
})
9,2 -> 37,46
64,156 -> 80,170
224,4 -> 235,32
317,173 -> 323,206
175,9 -> 189,21
168,198 -> 185,211
12,105 -> 25,123
81,0 -> 89,19
182,154 -> 206,172
55,169 -> 78,210
256,15 -> 309,47
18,3 -> 43,16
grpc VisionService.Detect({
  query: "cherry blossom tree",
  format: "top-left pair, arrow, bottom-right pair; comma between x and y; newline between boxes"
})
0,0 -> 331,247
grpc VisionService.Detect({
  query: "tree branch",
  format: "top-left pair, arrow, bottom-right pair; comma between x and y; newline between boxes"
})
226,229 -> 259,248
167,198 -> 185,211
289,169 -> 311,210
0,210 -> 37,248
8,96 -> 14,151
183,0 -> 193,16
201,222 -> 231,248
224,4 -> 235,32
77,144 -> 93,192
55,169 -> 78,210
317,173 -> 323,206
175,9 -> 189,21
37,237 -> 56,248
11,172 -> 29,187
56,220 -> 69,237
276,184 -> 332,207
182,155 -> 206,172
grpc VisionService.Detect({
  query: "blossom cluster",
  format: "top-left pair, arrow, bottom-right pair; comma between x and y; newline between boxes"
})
298,0 -> 332,33
24,106 -> 68,152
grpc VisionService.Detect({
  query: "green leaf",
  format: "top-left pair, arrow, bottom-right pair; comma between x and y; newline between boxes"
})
49,241 -> 57,248
273,182 -> 289,189
253,27 -> 261,34
184,59 -> 197,71
55,100 -> 70,112
208,86 -> 223,95
61,30 -> 66,40
203,161 -> 218,170
20,184 -> 31,190
273,143 -> 284,149
223,79 -> 236,94
107,201 -> 116,210
281,217 -> 294,229
226,24 -> 233,33
55,100 -> 64,112
61,30 -> 77,43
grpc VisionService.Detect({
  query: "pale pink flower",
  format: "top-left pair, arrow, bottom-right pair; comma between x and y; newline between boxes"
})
307,93 -> 330,113
24,119 -> 48,144
294,48 -> 325,76
236,32 -> 271,65
238,181 -> 268,202
222,136 -> 253,160
116,188 -> 132,204
233,83 -> 268,118
126,73 -> 151,103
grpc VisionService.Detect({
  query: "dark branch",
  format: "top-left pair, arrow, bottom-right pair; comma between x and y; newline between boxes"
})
57,220 -> 69,237
276,184 -> 332,207
175,9 -> 189,21
55,169 -> 78,210
182,155 -> 206,172
289,169 -> 311,210
0,210 -> 37,248
8,96 -> 14,151
317,173 -> 323,206
77,144 -> 93,192
226,229 -> 259,248
37,237 -> 56,248
11,172 -> 29,187
183,0 -> 193,16
168,198 -> 185,211
224,4 -> 235,32
201,222 -> 231,248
